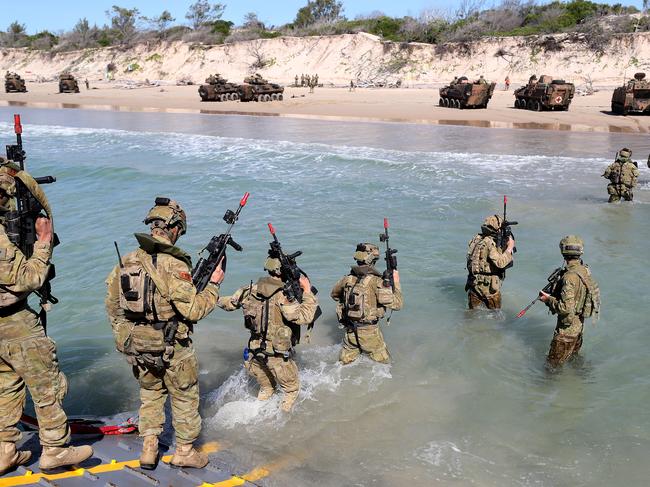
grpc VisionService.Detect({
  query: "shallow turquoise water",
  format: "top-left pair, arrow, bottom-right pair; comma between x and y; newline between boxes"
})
1,108 -> 649,486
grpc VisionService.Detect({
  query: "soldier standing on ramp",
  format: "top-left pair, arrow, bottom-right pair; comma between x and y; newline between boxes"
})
0,157 -> 93,474
105,198 -> 225,470
602,148 -> 639,202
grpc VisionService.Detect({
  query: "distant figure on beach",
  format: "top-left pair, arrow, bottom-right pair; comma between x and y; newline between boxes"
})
478,75 -> 488,85
300,74 -> 305,87
349,79 -> 355,91
504,76 -> 510,90
295,75 -> 299,87
309,78 -> 315,93
314,74 -> 319,86
85,78 -> 90,90
602,147 -> 639,202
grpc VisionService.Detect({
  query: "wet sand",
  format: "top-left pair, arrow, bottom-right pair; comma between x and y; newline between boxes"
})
1,81 -> 647,133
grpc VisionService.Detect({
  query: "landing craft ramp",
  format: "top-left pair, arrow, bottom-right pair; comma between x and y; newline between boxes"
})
0,431 -> 267,487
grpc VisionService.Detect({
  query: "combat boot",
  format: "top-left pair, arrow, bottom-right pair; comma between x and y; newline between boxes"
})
170,444 -> 208,469
139,436 -> 158,470
281,391 -> 299,412
257,386 -> 274,401
39,445 -> 93,471
0,442 -> 31,475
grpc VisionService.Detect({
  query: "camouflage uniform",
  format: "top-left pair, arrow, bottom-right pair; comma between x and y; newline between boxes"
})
543,236 -> 600,368
466,215 -> 513,309
0,162 -> 92,473
218,258 -> 319,412
603,148 -> 639,202
105,198 -> 220,468
331,244 -> 402,364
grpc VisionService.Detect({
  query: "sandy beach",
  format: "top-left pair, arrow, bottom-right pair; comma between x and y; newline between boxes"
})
1,81 -> 646,133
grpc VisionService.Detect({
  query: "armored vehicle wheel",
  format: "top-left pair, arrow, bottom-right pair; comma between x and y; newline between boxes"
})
271,93 -> 278,101
278,94 -> 283,101
265,94 -> 272,102
514,99 -> 519,108
454,99 -> 461,109
526,99 -> 535,110
232,92 -> 240,101
439,98 -> 445,107
218,94 -> 225,102
533,100 -> 541,111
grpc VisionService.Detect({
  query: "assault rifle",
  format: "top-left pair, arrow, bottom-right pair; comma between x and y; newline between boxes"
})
191,192 -> 249,293
516,266 -> 565,318
379,218 -> 397,290
4,114 -> 58,330
267,223 -> 321,343
495,195 -> 517,277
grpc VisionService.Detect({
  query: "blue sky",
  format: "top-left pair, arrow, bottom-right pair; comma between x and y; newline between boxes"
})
1,0 -> 645,33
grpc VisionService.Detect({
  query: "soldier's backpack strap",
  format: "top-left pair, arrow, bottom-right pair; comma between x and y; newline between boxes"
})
569,266 -> 600,322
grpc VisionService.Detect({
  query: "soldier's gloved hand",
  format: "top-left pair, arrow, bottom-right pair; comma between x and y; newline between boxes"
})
299,275 -> 311,293
539,291 -> 550,302
507,236 -> 515,253
393,270 -> 400,285
210,258 -> 225,285
35,217 -> 53,244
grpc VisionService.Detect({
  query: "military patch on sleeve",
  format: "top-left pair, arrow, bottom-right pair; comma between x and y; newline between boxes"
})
178,271 -> 192,282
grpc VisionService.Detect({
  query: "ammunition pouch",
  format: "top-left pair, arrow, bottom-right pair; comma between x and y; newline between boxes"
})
130,324 -> 166,355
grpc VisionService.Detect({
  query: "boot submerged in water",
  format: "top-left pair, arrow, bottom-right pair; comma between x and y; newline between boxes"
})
39,445 -> 93,471
139,436 -> 158,470
170,443 -> 208,469
0,442 -> 31,474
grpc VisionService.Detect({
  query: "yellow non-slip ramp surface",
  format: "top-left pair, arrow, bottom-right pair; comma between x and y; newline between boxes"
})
0,434 -> 268,487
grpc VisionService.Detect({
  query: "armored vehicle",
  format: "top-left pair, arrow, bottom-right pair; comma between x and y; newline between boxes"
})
4,71 -> 27,93
58,73 -> 79,93
611,72 -> 650,115
239,73 -> 284,102
514,75 -> 575,111
198,73 -> 241,101
438,77 -> 496,109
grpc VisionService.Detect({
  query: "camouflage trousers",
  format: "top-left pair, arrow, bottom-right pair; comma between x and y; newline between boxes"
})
340,325 -> 390,364
607,183 -> 633,202
468,289 -> 502,310
0,308 -> 70,447
132,343 -> 200,445
246,356 -> 299,396
547,331 -> 583,368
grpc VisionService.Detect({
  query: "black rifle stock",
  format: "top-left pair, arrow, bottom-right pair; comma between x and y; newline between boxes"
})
191,192 -> 249,293
4,114 -> 58,331
495,195 -> 517,277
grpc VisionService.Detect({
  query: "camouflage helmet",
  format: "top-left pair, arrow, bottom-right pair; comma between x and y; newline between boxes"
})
619,147 -> 632,159
559,235 -> 584,257
481,214 -> 503,234
354,243 -> 380,265
144,197 -> 187,236
264,247 -> 281,274
0,158 -> 16,197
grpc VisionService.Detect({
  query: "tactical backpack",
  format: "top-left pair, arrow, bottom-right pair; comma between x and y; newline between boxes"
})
342,275 -> 382,324
467,236 -> 492,275
571,265 -> 601,321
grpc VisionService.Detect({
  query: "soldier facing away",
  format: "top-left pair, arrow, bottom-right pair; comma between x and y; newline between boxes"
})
105,198 -> 225,470
0,159 -> 93,474
539,236 -> 600,368
465,215 -> 515,310
602,148 -> 639,202
217,248 -> 319,412
330,243 -> 402,364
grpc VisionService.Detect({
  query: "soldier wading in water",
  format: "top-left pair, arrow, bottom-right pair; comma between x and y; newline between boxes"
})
539,236 -> 600,368
106,198 -> 225,470
602,147 -> 639,202
331,243 -> 402,364
465,215 -> 515,310
218,245 -> 319,412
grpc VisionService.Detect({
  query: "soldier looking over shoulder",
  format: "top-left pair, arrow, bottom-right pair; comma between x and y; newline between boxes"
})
539,236 -> 600,368
602,147 -> 639,202
331,243 -> 402,364
466,215 -> 515,310
105,197 -> 224,470
0,158 -> 93,474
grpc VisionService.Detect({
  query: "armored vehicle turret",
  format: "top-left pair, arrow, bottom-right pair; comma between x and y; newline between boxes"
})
4,72 -> 27,93
239,74 -> 284,102
438,77 -> 495,109
611,72 -> 650,115
58,73 -> 79,93
198,73 -> 241,101
514,75 -> 575,111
